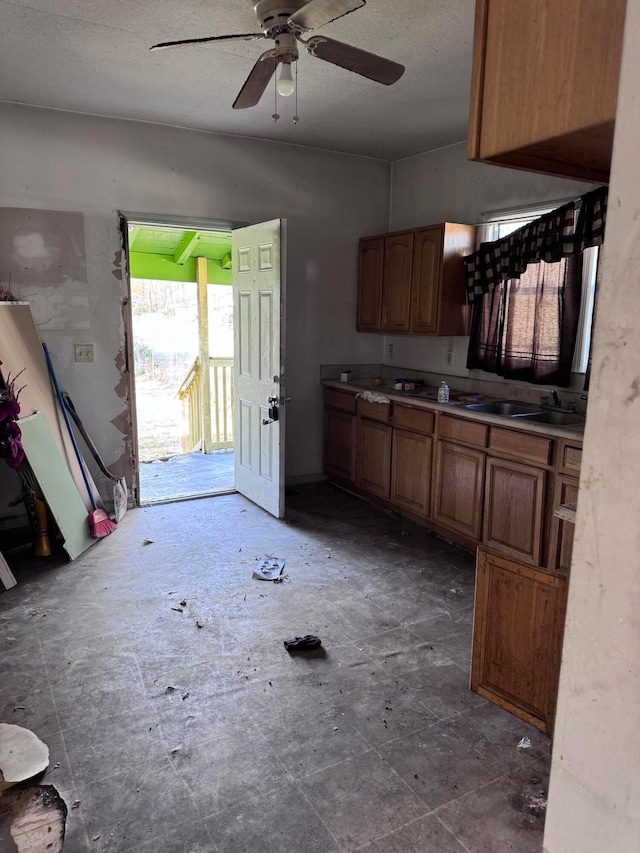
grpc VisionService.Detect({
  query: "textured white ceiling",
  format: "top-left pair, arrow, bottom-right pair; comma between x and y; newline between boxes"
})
0,0 -> 475,160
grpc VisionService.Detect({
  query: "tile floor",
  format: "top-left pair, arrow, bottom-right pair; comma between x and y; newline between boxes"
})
0,483 -> 551,852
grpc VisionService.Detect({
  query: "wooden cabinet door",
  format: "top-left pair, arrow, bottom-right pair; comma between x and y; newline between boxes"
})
432,440 -> 485,541
356,418 -> 392,498
483,457 -> 546,565
357,237 -> 384,331
390,428 -> 432,518
468,0 -> 625,182
547,475 -> 579,574
471,549 -> 568,734
410,225 -> 442,335
381,232 -> 413,333
324,408 -> 356,482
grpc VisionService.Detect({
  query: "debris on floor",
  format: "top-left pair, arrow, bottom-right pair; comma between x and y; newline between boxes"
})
0,784 -> 67,853
283,635 -> 322,652
253,557 -> 285,581
141,538 -> 153,546
0,724 -> 49,792
517,736 -> 532,750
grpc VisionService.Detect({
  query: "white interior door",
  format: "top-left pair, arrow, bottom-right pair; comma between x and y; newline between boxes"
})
232,219 -> 285,518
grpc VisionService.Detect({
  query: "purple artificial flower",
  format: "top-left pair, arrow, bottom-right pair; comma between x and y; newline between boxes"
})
0,420 -> 25,468
0,391 -> 20,421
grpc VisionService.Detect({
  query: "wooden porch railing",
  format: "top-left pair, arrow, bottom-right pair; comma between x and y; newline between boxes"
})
177,357 -> 234,452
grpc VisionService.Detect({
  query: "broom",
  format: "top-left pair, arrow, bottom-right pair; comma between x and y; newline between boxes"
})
43,344 -> 117,539
61,391 -> 128,523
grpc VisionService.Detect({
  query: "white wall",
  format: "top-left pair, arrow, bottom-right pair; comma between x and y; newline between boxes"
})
544,1 -> 640,849
0,103 -> 390,504
385,144 -> 594,380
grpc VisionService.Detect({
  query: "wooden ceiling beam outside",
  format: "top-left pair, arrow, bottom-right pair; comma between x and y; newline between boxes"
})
174,230 -> 200,265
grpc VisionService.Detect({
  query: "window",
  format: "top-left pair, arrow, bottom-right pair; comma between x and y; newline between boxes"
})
470,206 -> 598,383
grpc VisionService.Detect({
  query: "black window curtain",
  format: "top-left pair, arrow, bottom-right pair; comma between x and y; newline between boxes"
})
464,186 -> 607,388
467,255 -> 583,386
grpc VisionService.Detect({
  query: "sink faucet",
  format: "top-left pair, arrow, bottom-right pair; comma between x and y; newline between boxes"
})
551,390 -> 561,408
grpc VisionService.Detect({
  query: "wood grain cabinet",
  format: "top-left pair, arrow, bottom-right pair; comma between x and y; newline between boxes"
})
323,389 -> 357,482
432,415 -> 487,543
471,548 -> 568,734
356,237 -> 384,331
548,439 -> 582,573
381,231 -> 414,332
356,417 -> 392,499
356,223 -> 475,336
390,405 -> 434,518
468,0 -> 626,182
482,428 -> 553,565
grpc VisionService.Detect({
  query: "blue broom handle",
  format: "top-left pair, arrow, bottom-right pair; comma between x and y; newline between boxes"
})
42,343 -> 97,511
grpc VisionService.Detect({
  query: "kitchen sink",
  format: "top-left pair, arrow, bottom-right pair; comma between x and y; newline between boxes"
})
519,410 -> 586,426
463,400 -> 544,417
463,399 -> 585,427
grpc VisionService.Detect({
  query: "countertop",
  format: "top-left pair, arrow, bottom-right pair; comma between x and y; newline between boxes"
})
322,379 -> 585,439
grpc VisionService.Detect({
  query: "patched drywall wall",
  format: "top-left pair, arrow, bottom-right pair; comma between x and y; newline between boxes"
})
0,103 -> 390,512
385,143 -> 594,383
543,1 -> 640,848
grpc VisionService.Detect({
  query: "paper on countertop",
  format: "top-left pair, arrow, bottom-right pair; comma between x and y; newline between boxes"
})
355,390 -> 391,404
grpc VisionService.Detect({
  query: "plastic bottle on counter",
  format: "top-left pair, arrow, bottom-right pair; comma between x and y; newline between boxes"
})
437,380 -> 450,403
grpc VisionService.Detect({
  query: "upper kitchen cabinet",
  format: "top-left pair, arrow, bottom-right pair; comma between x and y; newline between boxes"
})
356,223 -> 475,336
356,237 -> 384,331
468,0 -> 626,183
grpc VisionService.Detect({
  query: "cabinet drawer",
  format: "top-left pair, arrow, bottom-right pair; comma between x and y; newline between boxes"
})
438,415 -> 487,448
558,440 -> 582,476
392,404 -> 434,435
325,388 -> 357,414
489,427 -> 552,466
357,398 -> 391,423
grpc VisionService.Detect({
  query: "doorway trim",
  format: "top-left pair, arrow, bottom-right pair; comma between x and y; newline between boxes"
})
119,211 -> 248,506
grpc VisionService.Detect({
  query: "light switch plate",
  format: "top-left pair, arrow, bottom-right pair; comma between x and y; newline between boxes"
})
74,344 -> 94,363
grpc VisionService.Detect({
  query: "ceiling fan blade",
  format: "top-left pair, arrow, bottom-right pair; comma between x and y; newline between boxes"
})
233,50 -> 279,109
150,33 -> 265,51
288,0 -> 365,31
305,36 -> 404,85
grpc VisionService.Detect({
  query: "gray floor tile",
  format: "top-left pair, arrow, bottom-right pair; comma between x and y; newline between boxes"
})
205,778 -> 343,853
379,721 -> 505,809
77,756 -> 201,851
435,759 -> 550,853
356,812 -> 468,852
299,750 -> 429,851
169,723 -> 290,818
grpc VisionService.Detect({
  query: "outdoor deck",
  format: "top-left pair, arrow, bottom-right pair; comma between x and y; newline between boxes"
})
138,450 -> 234,504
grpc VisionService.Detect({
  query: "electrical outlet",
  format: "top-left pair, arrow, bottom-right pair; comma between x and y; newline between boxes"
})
74,344 -> 94,363
445,348 -> 453,366
388,343 -> 394,360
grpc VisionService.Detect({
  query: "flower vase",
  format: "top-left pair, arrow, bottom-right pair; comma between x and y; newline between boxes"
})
32,492 -> 52,557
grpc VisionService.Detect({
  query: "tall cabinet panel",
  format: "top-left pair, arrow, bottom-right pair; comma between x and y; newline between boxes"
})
471,549 -> 568,734
381,232 -> 414,333
356,237 -> 384,331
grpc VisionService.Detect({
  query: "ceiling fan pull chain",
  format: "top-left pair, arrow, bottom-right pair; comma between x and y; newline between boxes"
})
293,62 -> 299,125
272,71 -> 280,122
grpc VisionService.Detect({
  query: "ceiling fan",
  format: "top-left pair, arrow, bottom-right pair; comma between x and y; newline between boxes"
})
150,0 -> 405,109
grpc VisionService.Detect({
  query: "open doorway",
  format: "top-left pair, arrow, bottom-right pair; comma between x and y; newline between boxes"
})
126,222 -> 235,504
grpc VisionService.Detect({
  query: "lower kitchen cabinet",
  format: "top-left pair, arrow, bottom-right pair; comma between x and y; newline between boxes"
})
548,474 -> 579,573
432,440 -> 485,541
471,548 -> 568,734
390,428 -> 432,517
483,457 -> 546,565
356,417 -> 392,498
324,407 -> 356,482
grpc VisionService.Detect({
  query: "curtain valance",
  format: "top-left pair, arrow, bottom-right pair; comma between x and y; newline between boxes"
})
464,186 -> 607,304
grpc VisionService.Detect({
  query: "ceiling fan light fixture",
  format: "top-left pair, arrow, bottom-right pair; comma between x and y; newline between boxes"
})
276,60 -> 295,96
